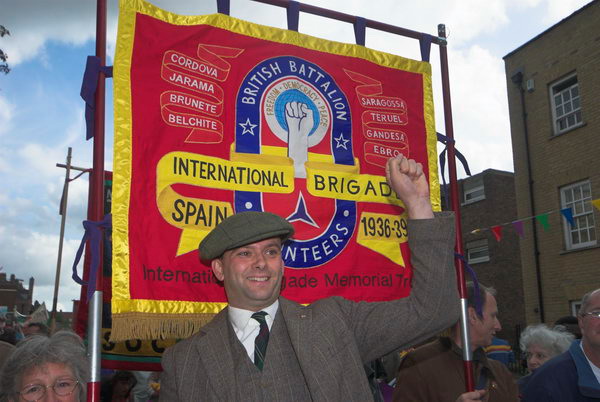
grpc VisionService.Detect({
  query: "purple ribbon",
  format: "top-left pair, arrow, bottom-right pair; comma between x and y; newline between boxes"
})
353,16 -> 366,46
80,56 -> 113,140
438,132 -> 472,205
287,1 -> 300,32
419,34 -> 433,62
72,214 -> 111,302
217,0 -> 230,15
455,253 -> 483,318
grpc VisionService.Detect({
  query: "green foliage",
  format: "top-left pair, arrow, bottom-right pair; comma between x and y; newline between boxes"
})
0,25 -> 10,74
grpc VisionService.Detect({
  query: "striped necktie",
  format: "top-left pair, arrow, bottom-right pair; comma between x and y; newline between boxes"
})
251,311 -> 270,370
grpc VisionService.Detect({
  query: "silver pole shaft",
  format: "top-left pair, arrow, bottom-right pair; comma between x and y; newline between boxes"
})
459,297 -> 473,361
87,290 -> 103,382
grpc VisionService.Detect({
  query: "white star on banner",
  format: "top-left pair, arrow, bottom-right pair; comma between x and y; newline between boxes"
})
334,133 -> 350,150
239,118 -> 258,135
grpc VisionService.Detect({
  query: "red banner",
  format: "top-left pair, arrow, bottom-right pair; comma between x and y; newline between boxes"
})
111,0 -> 439,341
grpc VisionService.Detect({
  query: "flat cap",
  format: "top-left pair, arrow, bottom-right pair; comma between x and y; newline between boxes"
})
199,211 -> 295,260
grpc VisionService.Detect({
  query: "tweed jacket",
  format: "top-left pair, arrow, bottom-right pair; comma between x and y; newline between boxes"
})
393,337 -> 519,402
160,213 -> 459,402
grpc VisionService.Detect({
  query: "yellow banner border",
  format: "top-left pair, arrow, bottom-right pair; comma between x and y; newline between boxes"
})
113,299 -> 227,314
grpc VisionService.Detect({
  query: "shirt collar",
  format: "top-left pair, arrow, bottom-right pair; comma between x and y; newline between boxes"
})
228,300 -> 279,333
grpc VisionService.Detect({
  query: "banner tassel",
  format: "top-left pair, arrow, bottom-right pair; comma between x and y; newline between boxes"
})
110,313 -> 216,342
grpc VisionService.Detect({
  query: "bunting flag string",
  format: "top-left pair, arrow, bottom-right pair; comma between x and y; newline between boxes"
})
469,198 -> 600,242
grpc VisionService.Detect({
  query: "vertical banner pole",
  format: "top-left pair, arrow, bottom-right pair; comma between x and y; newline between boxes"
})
50,147 -> 73,333
438,24 -> 474,392
87,0 -> 107,400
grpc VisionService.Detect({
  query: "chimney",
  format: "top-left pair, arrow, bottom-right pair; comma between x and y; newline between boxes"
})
28,277 -> 34,302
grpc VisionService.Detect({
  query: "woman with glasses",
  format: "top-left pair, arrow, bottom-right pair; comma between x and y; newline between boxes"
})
517,324 -> 574,394
0,331 -> 88,402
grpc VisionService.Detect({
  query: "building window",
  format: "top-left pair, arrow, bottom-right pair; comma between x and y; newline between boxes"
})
550,73 -> 582,135
570,300 -> 582,316
467,239 -> 490,264
463,176 -> 485,205
560,180 -> 596,250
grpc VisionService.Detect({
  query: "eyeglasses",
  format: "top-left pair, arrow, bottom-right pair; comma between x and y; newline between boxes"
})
582,311 -> 600,319
18,378 -> 79,402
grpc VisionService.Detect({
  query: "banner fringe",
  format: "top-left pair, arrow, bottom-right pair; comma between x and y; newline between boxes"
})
110,313 -> 216,342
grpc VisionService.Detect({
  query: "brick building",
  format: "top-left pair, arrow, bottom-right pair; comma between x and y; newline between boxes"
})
503,0 -> 600,326
0,272 -> 34,314
443,169 -> 526,348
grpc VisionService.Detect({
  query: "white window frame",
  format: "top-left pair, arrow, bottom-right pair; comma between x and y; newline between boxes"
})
560,180 -> 596,250
463,185 -> 485,205
550,73 -> 583,135
570,300 -> 582,316
467,239 -> 490,264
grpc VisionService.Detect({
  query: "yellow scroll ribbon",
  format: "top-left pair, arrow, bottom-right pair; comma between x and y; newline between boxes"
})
156,150 -> 295,255
356,211 -> 409,266
305,160 -> 404,207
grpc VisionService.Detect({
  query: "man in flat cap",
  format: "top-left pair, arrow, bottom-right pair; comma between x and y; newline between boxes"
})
160,155 -> 459,402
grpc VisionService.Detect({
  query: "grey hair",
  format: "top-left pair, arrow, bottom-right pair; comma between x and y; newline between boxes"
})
466,281 -> 496,317
519,324 -> 574,357
579,288 -> 600,316
0,331 -> 88,402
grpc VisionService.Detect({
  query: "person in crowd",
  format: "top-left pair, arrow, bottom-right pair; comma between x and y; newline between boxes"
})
0,331 -> 88,402
554,315 -> 582,339
0,338 -> 15,372
130,371 -> 157,402
0,316 -> 14,369
147,372 -> 161,401
517,324 -> 574,392
393,282 -> 519,402
522,288 -> 600,401
485,336 -> 516,367
0,326 -> 17,346
101,371 -> 137,402
22,322 -> 51,337
159,155 -> 460,401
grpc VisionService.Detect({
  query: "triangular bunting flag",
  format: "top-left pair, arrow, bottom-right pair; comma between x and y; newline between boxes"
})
491,225 -> 503,242
592,199 -> 600,211
512,220 -> 524,237
560,208 -> 575,227
536,213 -> 550,231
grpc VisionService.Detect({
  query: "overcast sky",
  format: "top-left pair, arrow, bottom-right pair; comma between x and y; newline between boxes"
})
0,0 -> 591,312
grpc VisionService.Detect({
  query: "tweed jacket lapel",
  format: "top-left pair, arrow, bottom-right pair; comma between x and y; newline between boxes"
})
195,308 -> 237,401
279,297 -> 319,398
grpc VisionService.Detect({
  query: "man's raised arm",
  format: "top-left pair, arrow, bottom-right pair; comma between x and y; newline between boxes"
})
385,154 -> 434,219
